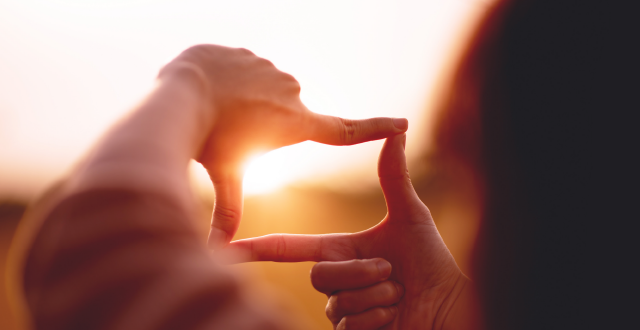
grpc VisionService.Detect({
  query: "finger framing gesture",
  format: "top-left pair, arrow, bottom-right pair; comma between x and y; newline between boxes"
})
161,44 -> 409,250
227,134 -> 479,330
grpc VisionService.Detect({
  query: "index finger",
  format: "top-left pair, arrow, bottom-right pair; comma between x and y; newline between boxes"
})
224,233 -> 356,263
306,113 -> 408,146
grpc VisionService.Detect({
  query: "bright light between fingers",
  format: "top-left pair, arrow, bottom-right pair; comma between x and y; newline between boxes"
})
188,145 -> 319,197
188,154 -> 290,197
0,0 -> 489,198
242,150 -> 290,195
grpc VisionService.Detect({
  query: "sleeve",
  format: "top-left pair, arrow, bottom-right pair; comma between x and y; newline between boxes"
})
21,189 -> 283,330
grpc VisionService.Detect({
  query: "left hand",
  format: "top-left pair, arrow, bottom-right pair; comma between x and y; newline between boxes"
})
160,45 -> 408,250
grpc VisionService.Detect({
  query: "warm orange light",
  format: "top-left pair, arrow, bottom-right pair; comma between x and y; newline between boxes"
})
243,151 -> 289,195
0,0 -> 485,199
188,148 -> 301,196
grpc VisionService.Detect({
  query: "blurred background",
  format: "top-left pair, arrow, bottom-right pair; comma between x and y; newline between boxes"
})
0,0 -> 491,328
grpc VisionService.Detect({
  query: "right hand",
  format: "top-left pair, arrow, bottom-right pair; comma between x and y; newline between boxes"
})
311,258 -> 404,329
160,45 -> 409,250
227,134 -> 479,330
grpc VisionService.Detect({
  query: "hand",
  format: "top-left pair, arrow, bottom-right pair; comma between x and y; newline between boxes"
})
227,133 -> 479,330
160,45 -> 408,250
311,258 -> 404,329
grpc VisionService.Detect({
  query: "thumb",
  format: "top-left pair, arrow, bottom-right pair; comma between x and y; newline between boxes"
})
378,133 -> 424,218
207,170 -> 244,250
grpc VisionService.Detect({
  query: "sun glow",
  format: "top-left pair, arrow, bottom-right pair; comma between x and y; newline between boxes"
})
188,145 -> 311,197
0,0 -> 485,199
242,151 -> 290,195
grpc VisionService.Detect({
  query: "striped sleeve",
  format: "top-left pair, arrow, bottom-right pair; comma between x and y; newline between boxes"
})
22,189 -> 283,330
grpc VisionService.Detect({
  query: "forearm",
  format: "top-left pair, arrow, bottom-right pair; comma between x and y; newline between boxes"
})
66,69 -> 211,212
17,70 -> 278,329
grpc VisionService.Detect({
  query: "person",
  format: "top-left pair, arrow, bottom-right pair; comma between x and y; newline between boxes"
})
228,132 -> 481,330
8,45 -> 408,330
11,0 -> 638,329
228,0 -> 640,329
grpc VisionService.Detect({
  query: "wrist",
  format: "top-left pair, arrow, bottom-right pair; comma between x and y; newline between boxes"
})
159,61 -> 214,133
157,63 -> 215,156
65,66 -> 215,213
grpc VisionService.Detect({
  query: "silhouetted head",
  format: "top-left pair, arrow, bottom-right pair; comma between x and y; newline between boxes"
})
434,0 -> 639,329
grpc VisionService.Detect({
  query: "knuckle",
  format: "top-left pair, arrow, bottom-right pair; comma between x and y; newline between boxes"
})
372,307 -> 390,321
213,205 -> 241,226
184,44 -> 218,57
275,234 -> 287,262
280,72 -> 298,82
337,315 -> 360,330
174,44 -> 209,65
256,57 -> 274,67
292,82 -> 301,94
339,118 -> 357,145
237,47 -> 255,55
325,297 -> 340,323
283,74 -> 301,93
380,306 -> 396,321
281,72 -> 296,81
331,293 -> 352,314
183,44 -> 208,53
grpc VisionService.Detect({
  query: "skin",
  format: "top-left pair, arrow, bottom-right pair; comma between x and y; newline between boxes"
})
156,45 -> 409,251
66,44 -> 408,250
50,43 -> 476,329
227,134 -> 482,330
48,43 -> 408,327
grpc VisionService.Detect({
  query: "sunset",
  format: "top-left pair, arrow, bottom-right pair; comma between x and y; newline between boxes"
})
2,0 -> 634,329
0,0 -> 484,199
1,1 -> 494,329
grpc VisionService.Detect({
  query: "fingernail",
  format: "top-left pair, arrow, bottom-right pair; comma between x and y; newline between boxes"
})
376,259 -> 392,279
393,118 -> 408,130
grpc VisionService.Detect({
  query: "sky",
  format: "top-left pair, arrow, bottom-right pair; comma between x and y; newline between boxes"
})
0,0 -> 488,198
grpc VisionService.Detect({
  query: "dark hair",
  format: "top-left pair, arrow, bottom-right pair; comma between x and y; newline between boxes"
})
435,0 -> 639,329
